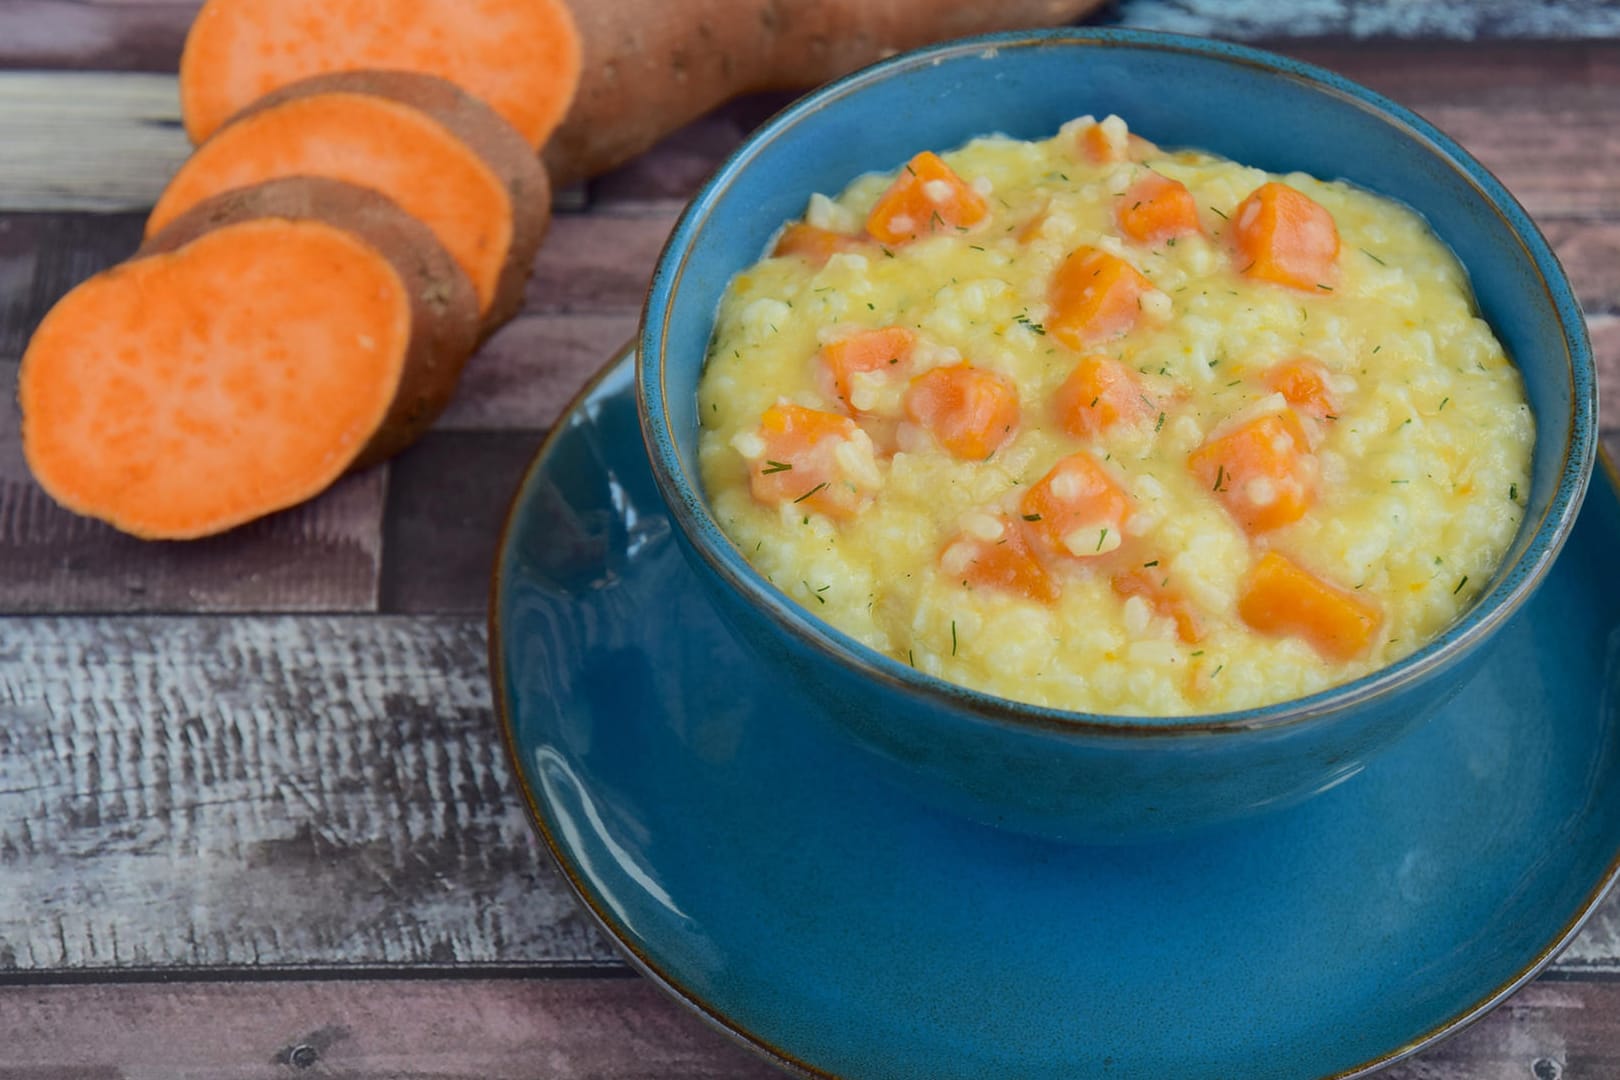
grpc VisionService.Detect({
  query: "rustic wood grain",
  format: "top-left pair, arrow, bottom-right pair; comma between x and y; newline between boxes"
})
6,0 -> 1620,78
6,46 -> 1620,217
437,312 -> 637,432
0,612 -> 1613,976
0,975 -> 1615,1080
381,432 -> 547,614
0,388 -> 387,614
0,616 -> 620,971
0,978 -> 782,1080
0,212 -> 145,360
0,72 -> 188,213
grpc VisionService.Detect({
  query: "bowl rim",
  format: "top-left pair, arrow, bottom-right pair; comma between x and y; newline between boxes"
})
638,26 -> 1597,738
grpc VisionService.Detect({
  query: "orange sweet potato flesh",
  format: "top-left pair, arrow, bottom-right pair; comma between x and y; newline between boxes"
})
180,0 -> 582,149
1048,246 -> 1154,350
545,0 -> 1110,187
1238,550 -> 1381,660
151,71 -> 549,335
866,152 -> 989,245
1232,182 -> 1340,290
903,363 -> 1020,460
821,327 -> 915,410
1189,410 -> 1316,534
138,177 -> 481,470
20,179 -> 478,539
1116,172 -> 1201,246
943,517 -> 1058,604
1053,355 -> 1152,439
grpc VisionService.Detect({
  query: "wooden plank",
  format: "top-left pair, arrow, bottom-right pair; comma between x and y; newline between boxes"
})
6,0 -> 1620,78
0,212 -> 145,360
525,207 -> 681,313
0,613 -> 1615,976
437,311 -> 638,431
0,72 -> 187,212
0,615 -> 620,971
0,2 -> 197,73
0,393 -> 386,614
0,978 -> 782,1080
5,47 -> 1620,218
380,431 -> 547,614
0,975 -> 1616,1079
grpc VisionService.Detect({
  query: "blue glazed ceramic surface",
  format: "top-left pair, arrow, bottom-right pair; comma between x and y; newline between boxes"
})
636,30 -> 1596,837
493,349 -> 1620,1080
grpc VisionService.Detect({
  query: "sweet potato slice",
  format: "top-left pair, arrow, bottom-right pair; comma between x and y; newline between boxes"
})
179,0 -> 582,149
21,179 -> 478,539
150,71 -> 548,334
1238,550 -> 1381,660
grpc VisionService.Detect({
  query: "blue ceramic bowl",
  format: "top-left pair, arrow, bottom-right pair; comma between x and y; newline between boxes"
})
638,29 -> 1596,841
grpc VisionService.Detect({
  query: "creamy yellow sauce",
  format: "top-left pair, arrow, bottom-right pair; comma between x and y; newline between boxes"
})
696,116 -> 1533,715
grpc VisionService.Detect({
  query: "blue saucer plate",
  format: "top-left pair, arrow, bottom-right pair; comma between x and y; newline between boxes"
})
492,347 -> 1620,1080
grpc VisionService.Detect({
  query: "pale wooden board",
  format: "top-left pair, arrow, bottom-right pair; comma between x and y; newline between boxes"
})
0,615 -> 620,971
0,613 -> 1614,977
4,45 -> 1620,216
0,976 -> 1616,1080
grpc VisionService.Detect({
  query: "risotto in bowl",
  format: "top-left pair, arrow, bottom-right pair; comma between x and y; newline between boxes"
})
639,30 -> 1596,840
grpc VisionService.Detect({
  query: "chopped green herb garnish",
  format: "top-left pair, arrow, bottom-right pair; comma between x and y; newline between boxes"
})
1373,345 -> 1382,353
1360,248 -> 1387,266
761,460 -> 792,474
1454,575 -> 1469,595
1316,283 -> 1333,291
1212,664 -> 1224,677
1213,464 -> 1227,492
951,620 -> 958,656
1023,513 -> 1043,522
908,650 -> 916,668
1209,206 -> 1229,220
1143,560 -> 1159,568
1155,412 -> 1166,433
1096,528 -> 1109,552
1191,650 -> 1204,656
792,482 -> 828,504
804,581 -> 826,604
1510,483 -> 1519,501
880,246 -> 895,258
1438,397 -> 1449,411
969,244 -> 985,252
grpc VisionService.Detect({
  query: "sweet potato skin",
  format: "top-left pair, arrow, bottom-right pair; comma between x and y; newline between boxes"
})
140,176 -> 480,468
546,0 -> 1110,186
235,70 -> 551,335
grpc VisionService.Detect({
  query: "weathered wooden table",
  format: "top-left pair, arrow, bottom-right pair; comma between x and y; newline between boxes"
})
1,3 -> 1617,1076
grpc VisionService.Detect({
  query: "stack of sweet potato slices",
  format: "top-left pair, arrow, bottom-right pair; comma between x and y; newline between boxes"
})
20,0 -> 577,539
